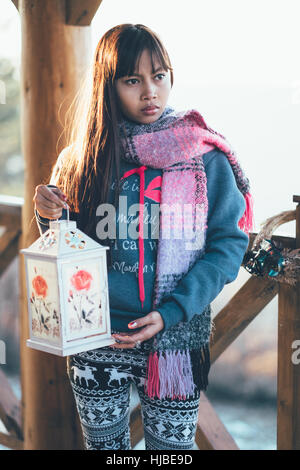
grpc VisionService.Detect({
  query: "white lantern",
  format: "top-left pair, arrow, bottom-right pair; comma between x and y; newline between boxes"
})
20,213 -> 115,356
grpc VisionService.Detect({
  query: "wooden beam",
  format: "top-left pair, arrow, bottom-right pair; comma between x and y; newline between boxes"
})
248,232 -> 296,250
10,0 -> 19,11
65,0 -> 103,26
210,276 -> 278,364
0,195 -> 22,230
0,432 -> 23,450
0,230 -> 21,277
277,199 -> 300,449
0,369 -> 23,440
0,214 -> 21,231
130,404 -> 144,449
0,229 -> 21,255
195,392 -> 239,450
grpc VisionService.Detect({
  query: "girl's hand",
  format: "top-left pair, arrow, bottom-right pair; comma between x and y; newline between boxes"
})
33,184 -> 68,220
110,311 -> 164,349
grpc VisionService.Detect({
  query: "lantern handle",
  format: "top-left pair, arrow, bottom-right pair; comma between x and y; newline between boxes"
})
66,204 -> 70,225
54,204 -> 70,225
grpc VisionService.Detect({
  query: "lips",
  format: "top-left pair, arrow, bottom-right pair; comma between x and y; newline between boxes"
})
141,105 -> 159,111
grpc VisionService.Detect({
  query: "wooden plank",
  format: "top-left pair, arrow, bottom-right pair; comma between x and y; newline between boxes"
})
277,201 -> 300,449
0,196 -> 22,231
0,229 -> 20,254
248,232 -> 296,250
195,392 -> 239,450
10,0 -> 19,10
0,432 -> 23,450
65,0 -> 103,26
0,369 -> 23,440
0,214 -> 21,231
0,195 -> 23,213
130,404 -> 144,449
0,230 -> 21,277
210,276 -> 278,364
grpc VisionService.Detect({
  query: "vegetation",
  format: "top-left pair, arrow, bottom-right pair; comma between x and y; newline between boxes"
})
0,57 -> 22,197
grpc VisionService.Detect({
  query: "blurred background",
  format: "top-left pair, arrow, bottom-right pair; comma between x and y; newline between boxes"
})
1,0 -> 300,450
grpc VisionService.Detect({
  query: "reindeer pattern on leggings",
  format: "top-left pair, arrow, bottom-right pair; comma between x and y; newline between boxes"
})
70,358 -> 146,389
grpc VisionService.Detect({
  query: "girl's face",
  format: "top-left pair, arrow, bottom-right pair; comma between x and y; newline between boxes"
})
115,49 -> 172,124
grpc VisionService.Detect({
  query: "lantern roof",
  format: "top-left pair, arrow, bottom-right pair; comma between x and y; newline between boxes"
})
21,220 -> 108,258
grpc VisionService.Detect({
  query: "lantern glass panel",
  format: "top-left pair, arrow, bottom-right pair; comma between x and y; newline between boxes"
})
61,257 -> 107,341
27,258 -> 61,344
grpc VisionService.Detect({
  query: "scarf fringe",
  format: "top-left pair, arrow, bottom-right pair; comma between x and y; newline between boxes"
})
144,344 -> 211,400
238,192 -> 255,235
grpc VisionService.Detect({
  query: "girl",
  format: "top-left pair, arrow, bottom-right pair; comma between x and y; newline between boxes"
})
33,23 -> 254,451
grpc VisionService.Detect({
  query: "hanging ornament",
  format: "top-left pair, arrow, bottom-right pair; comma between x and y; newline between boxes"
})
242,210 -> 300,286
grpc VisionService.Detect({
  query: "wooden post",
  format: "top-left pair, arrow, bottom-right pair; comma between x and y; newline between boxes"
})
18,0 -> 94,449
277,195 -> 300,449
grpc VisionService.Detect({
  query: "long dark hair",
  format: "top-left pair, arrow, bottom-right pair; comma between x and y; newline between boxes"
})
51,24 -> 174,238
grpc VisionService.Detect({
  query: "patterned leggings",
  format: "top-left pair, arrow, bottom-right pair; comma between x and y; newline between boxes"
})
66,335 -> 201,450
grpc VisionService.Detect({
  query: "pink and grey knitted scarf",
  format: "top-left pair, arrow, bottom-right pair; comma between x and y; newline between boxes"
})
118,106 -> 254,401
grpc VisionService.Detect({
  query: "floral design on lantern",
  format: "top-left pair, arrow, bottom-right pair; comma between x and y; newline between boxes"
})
65,230 -> 86,249
32,275 -> 48,297
67,269 -> 102,331
71,270 -> 92,291
30,272 -> 60,338
38,230 -> 57,251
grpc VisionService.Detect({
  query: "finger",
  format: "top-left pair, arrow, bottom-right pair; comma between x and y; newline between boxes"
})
112,334 -> 136,344
110,332 -> 145,349
128,311 -> 162,330
110,344 -> 135,349
51,187 -> 68,203
127,314 -> 153,330
114,326 -> 153,344
37,195 -> 64,211
112,332 -> 135,337
109,340 -> 136,350
36,205 -> 63,219
38,186 -> 67,208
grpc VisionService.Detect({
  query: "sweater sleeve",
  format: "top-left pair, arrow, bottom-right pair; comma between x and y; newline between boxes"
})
156,150 -> 250,333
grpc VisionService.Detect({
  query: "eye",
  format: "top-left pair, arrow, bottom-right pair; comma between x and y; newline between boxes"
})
155,73 -> 166,80
125,78 -> 139,85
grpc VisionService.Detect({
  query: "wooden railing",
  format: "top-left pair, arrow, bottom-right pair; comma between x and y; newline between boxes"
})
0,195 -> 23,450
0,194 -> 299,450
0,195 -> 23,279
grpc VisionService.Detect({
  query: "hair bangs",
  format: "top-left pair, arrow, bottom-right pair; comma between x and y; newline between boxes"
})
115,28 -> 172,80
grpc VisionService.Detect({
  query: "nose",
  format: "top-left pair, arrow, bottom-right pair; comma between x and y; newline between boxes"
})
141,80 -> 157,100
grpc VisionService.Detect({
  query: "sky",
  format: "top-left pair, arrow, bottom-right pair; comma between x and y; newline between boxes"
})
91,0 -> 300,88
2,0 -> 300,87
1,0 -> 300,236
